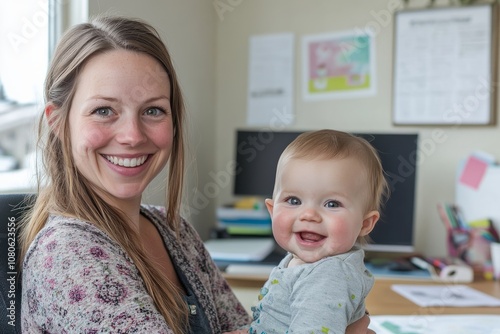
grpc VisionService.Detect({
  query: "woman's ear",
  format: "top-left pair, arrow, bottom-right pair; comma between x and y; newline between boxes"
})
360,210 -> 380,237
45,103 -> 61,135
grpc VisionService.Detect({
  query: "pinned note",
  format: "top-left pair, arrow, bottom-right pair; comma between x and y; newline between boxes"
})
459,155 -> 488,189
456,152 -> 500,244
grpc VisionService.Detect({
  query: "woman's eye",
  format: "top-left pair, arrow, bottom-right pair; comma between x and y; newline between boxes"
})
286,197 -> 301,205
325,200 -> 340,208
93,107 -> 113,117
144,107 -> 165,116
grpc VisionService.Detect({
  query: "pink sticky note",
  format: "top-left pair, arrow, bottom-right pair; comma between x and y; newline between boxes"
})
459,156 -> 488,190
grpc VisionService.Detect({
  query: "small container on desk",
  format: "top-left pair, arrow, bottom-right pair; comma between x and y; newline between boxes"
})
410,256 -> 474,283
431,257 -> 474,283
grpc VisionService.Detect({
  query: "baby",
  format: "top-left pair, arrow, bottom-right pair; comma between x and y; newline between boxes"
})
249,129 -> 388,334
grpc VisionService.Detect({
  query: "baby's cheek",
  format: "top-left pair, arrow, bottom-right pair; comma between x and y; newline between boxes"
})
332,224 -> 358,248
272,218 -> 291,248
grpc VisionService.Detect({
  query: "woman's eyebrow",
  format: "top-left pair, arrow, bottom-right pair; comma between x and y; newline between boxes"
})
87,95 -> 119,102
85,95 -> 170,103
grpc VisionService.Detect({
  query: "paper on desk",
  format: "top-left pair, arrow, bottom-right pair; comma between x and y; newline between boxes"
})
369,315 -> 500,334
391,284 -> 500,307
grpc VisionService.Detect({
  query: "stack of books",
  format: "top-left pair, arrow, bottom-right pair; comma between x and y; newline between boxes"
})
216,205 -> 272,236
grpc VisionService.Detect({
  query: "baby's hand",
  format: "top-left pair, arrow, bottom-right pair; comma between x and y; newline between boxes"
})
222,330 -> 248,334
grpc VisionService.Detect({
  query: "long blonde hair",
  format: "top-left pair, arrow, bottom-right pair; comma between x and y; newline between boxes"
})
19,16 -> 188,333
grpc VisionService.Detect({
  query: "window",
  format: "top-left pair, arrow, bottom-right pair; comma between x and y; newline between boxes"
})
0,1 -> 87,192
0,1 -> 50,107
0,1 -> 54,191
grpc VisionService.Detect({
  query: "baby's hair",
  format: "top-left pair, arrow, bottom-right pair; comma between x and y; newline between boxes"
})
277,129 -> 389,215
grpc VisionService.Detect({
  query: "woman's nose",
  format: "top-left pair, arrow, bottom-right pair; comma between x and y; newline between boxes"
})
116,117 -> 147,146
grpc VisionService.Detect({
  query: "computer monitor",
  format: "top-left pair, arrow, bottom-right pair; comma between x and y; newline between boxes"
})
233,129 -> 418,253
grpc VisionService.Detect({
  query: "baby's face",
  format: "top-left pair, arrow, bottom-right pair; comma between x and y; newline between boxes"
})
266,157 -> 378,263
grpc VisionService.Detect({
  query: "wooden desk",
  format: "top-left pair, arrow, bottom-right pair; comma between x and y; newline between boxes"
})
366,278 -> 500,315
225,274 -> 500,316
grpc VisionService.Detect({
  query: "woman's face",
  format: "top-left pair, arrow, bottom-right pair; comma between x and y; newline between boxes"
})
67,49 -> 173,206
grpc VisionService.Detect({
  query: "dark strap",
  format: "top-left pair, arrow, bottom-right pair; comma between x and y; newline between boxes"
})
0,193 -> 35,334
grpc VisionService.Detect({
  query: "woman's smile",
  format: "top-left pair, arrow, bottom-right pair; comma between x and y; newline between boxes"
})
105,154 -> 149,167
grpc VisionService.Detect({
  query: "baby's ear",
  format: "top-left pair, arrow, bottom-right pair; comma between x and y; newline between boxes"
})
264,198 -> 274,217
45,103 -> 62,136
360,210 -> 380,236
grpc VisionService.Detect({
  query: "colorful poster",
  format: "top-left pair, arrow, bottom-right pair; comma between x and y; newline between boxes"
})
302,30 -> 376,100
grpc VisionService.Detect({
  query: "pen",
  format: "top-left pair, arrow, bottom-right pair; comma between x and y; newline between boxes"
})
410,257 -> 430,270
424,257 -> 447,270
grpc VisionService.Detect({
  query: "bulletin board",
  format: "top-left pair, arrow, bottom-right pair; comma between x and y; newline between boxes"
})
392,4 -> 497,125
456,153 -> 500,236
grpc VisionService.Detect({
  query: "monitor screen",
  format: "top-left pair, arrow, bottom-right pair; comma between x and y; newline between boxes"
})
233,130 -> 418,253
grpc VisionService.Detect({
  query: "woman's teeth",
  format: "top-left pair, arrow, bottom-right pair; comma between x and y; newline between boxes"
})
106,155 -> 147,167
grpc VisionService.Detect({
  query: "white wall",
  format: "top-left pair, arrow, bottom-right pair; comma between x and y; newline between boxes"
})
85,0 -> 500,256
88,0 -> 218,239
214,0 -> 500,256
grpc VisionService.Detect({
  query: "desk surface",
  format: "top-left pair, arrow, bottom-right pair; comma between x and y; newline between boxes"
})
225,274 -> 500,316
366,279 -> 500,315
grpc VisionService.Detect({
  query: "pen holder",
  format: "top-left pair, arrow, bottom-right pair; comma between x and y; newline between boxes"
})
447,228 -> 492,266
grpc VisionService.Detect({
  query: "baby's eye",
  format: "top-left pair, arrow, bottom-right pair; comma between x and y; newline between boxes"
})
286,197 -> 301,205
144,107 -> 165,117
93,107 -> 113,117
325,200 -> 341,208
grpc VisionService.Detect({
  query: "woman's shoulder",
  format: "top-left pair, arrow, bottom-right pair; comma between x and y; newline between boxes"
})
45,214 -> 115,243
23,214 -> 120,265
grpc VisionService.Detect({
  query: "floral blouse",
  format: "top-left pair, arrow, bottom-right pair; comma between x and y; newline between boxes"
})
21,205 -> 251,333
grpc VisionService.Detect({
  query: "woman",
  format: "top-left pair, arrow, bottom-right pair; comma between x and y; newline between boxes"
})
19,15 -> 372,333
